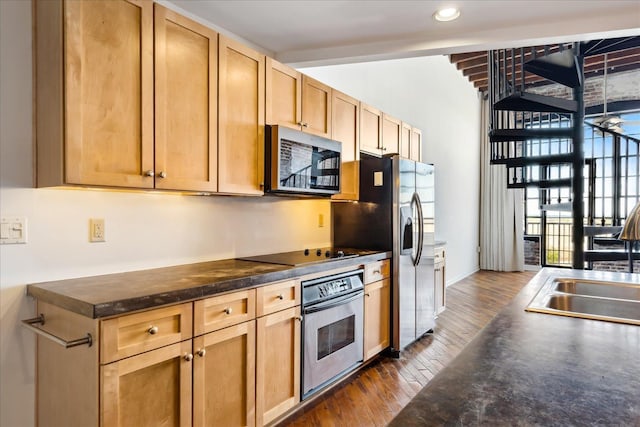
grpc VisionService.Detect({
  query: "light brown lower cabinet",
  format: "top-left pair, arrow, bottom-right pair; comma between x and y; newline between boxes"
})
101,340 -> 193,427
363,278 -> 391,361
256,305 -> 301,426
193,321 -> 256,427
35,271 -> 402,426
434,247 -> 446,315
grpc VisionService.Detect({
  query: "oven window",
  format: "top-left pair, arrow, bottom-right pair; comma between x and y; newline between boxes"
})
317,315 -> 355,360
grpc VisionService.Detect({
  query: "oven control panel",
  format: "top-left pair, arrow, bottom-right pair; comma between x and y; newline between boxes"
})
302,270 -> 364,306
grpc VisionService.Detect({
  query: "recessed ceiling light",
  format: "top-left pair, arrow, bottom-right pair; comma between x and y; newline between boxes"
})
433,7 -> 460,22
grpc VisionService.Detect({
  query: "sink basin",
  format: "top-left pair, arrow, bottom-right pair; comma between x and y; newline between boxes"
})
553,279 -> 640,302
526,277 -> 640,325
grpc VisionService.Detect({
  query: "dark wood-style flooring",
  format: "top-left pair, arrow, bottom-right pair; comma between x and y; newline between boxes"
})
279,270 -> 537,427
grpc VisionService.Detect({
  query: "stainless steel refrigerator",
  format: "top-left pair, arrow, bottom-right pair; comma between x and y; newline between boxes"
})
332,153 -> 435,354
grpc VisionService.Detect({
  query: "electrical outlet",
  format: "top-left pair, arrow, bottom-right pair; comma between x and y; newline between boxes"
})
318,213 -> 324,228
89,218 -> 105,242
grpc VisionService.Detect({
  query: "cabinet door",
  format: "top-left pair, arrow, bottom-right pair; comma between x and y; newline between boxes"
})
256,306 -> 301,426
193,322 -> 256,427
364,278 -> 390,361
301,75 -> 332,137
331,90 -> 360,201
360,103 -> 382,156
64,0 -> 154,188
265,58 -> 301,129
154,5 -> 218,192
101,340 -> 192,427
434,261 -> 446,315
382,113 -> 401,155
218,35 -> 265,195
411,127 -> 422,162
400,122 -> 412,159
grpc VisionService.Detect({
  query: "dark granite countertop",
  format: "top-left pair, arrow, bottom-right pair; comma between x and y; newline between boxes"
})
390,267 -> 640,426
26,249 -> 390,319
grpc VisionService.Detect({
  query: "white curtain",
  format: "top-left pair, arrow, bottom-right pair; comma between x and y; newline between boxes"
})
479,97 -> 525,271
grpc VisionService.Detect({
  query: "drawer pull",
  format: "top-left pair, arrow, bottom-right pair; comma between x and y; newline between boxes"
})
196,349 -> 206,358
373,269 -> 381,274
224,307 -> 233,315
365,293 -> 370,297
184,353 -> 193,362
277,294 -> 285,300
147,326 -> 159,335
297,316 -> 303,322
21,314 -> 93,348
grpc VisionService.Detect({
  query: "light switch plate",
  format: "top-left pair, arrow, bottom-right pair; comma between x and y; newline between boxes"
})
0,216 -> 27,244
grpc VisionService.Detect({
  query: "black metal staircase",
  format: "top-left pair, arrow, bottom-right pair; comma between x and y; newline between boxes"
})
488,38 -> 640,269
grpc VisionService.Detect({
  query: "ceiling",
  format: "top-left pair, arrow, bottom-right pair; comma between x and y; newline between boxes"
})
164,0 -> 640,67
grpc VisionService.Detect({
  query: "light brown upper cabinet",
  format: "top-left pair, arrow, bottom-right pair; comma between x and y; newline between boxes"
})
331,90 -> 360,201
382,113 -> 401,155
360,103 -> 383,156
265,58 -> 302,130
154,5 -> 218,192
301,76 -> 332,138
411,127 -> 423,162
400,122 -> 412,159
36,0 -> 154,189
218,35 -> 265,195
401,122 -> 422,161
36,1 -> 218,192
265,60 -> 332,138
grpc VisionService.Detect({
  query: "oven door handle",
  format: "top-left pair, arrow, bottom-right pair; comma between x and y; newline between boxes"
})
303,291 -> 364,314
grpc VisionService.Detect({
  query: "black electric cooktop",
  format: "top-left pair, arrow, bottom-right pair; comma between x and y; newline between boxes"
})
239,247 -> 359,266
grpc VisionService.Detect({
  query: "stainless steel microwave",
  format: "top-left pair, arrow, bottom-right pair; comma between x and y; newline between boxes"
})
265,125 -> 342,196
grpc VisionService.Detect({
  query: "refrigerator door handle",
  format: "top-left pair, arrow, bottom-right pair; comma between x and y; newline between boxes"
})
412,192 -> 425,266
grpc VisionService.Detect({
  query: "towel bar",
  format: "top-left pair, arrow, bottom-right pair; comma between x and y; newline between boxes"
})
22,314 -> 93,348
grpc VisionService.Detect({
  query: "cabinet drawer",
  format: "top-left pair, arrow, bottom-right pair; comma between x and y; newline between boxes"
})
364,259 -> 391,284
256,279 -> 300,317
194,289 -> 256,336
101,303 -> 193,364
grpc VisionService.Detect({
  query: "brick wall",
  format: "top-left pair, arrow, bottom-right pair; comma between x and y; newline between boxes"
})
529,68 -> 640,108
524,236 -> 540,266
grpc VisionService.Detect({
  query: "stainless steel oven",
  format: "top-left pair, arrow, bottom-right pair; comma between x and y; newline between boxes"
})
301,270 -> 364,399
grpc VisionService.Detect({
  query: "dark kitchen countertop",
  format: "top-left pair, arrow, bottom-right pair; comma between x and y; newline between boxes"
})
389,267 -> 640,426
26,249 -> 389,318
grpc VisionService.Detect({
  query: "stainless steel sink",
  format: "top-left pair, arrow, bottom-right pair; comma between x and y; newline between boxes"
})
552,279 -> 640,301
526,277 -> 640,325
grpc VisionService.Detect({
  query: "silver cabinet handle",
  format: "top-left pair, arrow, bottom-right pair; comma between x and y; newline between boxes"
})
373,269 -> 381,274
224,307 -> 233,315
277,294 -> 284,300
144,170 -> 155,177
297,316 -> 303,322
184,353 -> 193,362
196,349 -> 206,358
158,171 -> 167,178
147,326 -> 159,335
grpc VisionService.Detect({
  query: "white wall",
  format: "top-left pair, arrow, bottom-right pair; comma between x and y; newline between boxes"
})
300,56 -> 482,285
0,2 -> 330,425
